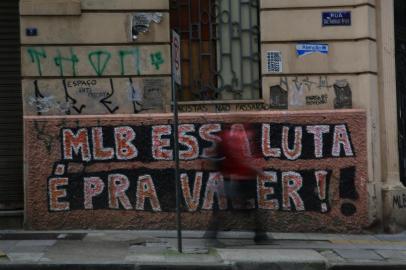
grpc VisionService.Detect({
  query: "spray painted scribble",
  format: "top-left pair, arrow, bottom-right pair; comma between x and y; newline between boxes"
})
269,76 -> 353,109
23,46 -> 169,77
24,78 -> 169,115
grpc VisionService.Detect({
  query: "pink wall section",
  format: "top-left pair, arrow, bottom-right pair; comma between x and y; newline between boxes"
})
24,110 -> 368,232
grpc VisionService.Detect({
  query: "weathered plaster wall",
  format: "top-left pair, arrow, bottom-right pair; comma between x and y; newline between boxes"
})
260,0 -> 381,227
376,0 -> 406,233
20,0 -> 171,115
24,111 -> 368,232
20,0 -> 376,231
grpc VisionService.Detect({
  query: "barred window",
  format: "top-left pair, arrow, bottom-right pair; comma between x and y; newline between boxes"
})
170,0 -> 260,101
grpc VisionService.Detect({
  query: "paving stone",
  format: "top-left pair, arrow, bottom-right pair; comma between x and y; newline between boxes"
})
44,240 -> 129,263
220,238 -> 254,247
8,244 -> 49,253
7,252 -> 44,262
319,250 -> 346,263
270,233 -> 309,240
15,240 -> 56,247
339,234 -> 380,241
330,242 -> 406,251
182,247 -> 209,254
333,249 -> 384,260
86,232 -> 147,242
125,252 -> 222,264
125,253 -> 166,263
164,238 -> 209,250
128,245 -> 170,254
0,241 -> 17,251
84,232 -> 106,238
375,234 -> 406,241
375,249 -> 406,260
304,233 -> 345,241
264,239 -> 336,249
218,248 -> 326,263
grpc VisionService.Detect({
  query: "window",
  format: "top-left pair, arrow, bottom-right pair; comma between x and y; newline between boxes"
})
170,0 -> 260,101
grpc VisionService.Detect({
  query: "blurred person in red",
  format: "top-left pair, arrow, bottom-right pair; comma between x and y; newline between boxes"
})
204,123 -> 272,245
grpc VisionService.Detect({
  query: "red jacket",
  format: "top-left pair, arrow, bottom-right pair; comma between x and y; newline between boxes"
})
218,127 -> 259,180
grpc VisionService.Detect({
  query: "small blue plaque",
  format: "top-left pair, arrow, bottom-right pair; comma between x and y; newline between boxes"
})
322,11 -> 351,26
26,28 -> 38,36
296,44 -> 329,57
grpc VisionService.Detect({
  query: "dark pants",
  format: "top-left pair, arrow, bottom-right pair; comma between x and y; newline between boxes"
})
205,179 -> 267,239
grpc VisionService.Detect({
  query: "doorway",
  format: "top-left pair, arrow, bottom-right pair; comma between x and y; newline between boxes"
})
395,0 -> 406,186
0,0 -> 23,209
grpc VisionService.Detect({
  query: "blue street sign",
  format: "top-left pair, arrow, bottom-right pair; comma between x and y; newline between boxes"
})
322,11 -> 351,26
26,28 -> 38,36
296,44 -> 329,57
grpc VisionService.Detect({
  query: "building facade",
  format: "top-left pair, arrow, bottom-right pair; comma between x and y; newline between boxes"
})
1,0 -> 404,232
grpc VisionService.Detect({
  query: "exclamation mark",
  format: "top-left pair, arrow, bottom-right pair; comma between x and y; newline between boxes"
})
315,170 -> 328,213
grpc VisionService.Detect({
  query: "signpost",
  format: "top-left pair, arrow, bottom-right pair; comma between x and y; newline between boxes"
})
171,30 -> 182,253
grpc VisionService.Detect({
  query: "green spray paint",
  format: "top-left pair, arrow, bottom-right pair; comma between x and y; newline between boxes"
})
150,52 -> 164,70
27,47 -> 47,76
119,48 -> 141,76
54,48 -> 79,77
88,50 -> 112,76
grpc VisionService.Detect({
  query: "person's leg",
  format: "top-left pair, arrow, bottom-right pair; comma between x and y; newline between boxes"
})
204,179 -> 231,247
253,209 -> 272,243
239,180 -> 272,244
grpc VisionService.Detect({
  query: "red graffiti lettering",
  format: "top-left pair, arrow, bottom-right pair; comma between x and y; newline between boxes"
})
180,172 -> 203,212
84,177 -> 105,210
257,171 -> 279,210
92,127 -> 114,160
49,177 -> 70,211
179,124 -> 199,160
199,124 -> 221,158
315,170 -> 328,212
282,171 -> 304,211
108,174 -> 132,209
136,175 -> 161,211
62,128 -> 91,162
306,125 -> 330,158
282,126 -> 302,160
261,124 -> 281,158
202,172 -> 227,210
114,126 -> 137,160
151,125 -> 173,160
332,125 -> 354,157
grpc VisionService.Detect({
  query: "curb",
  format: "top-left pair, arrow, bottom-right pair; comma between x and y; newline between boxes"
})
329,263 -> 406,270
0,264 -> 232,270
0,265 -> 136,270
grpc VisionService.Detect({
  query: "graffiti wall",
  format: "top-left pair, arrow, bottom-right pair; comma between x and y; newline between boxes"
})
22,46 -> 170,77
22,45 -> 171,115
263,76 -> 354,110
24,110 -> 368,232
23,78 -> 171,115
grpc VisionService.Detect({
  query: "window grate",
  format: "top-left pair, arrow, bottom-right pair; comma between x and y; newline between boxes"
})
170,0 -> 260,101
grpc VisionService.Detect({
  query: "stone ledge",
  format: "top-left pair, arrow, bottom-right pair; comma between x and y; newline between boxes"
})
81,0 -> 169,11
260,5 -> 376,42
20,0 -> 81,16
261,0 -> 375,9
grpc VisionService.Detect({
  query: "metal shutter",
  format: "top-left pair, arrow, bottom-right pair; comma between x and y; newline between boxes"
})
0,0 -> 23,208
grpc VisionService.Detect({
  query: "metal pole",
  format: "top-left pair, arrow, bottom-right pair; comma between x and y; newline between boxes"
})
172,56 -> 182,254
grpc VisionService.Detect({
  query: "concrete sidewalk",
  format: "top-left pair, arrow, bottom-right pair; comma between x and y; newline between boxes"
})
0,230 -> 405,269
